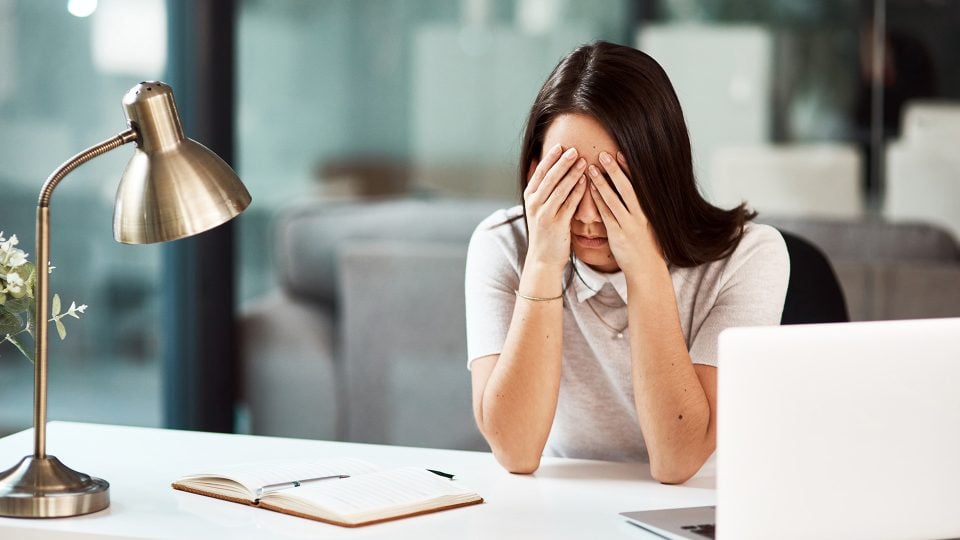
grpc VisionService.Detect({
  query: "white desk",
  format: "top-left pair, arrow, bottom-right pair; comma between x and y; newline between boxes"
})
0,422 -> 715,539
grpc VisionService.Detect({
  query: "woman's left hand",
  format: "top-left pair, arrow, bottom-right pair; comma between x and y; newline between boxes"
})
587,151 -> 665,276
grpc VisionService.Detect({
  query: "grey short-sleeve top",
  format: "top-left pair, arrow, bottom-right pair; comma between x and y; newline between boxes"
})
464,205 -> 790,462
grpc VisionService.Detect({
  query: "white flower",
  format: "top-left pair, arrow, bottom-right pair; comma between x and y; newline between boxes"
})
7,249 -> 27,268
0,234 -> 28,269
0,230 -> 87,363
0,233 -> 17,250
3,271 -> 26,298
5,272 -> 23,289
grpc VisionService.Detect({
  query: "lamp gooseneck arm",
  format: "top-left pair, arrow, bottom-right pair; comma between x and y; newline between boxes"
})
33,128 -> 138,458
37,129 -> 138,207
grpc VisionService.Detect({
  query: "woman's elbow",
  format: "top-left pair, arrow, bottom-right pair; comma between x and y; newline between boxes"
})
476,417 -> 543,473
480,426 -> 542,473
649,445 -> 714,485
484,435 -> 542,474
493,449 -> 542,474
650,461 -> 698,485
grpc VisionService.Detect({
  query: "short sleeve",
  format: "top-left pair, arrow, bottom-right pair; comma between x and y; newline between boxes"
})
688,224 -> 790,366
464,210 -> 523,369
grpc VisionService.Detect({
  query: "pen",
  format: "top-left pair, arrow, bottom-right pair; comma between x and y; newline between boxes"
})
255,474 -> 350,499
427,469 -> 455,479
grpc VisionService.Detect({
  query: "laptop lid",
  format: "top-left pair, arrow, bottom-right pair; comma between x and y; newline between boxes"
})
620,506 -> 716,539
717,318 -> 960,540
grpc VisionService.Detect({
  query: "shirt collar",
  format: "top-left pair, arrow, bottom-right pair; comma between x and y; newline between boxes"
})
571,256 -> 628,304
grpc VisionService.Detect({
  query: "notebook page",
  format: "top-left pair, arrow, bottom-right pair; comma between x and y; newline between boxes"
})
178,457 -> 379,496
277,467 -> 476,518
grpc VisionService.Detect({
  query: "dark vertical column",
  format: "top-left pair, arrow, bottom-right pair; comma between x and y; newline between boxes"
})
633,0 -> 656,23
868,0 -> 886,209
163,0 -> 238,432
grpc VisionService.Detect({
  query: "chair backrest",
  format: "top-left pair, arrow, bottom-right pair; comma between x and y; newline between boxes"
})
778,230 -> 850,325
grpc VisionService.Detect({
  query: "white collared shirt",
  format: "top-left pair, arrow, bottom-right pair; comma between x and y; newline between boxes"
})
464,205 -> 789,462
571,255 -> 629,304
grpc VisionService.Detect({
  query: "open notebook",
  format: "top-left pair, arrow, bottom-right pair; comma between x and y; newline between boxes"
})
172,457 -> 483,527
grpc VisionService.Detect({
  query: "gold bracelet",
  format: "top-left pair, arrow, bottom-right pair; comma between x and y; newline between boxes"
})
515,290 -> 563,302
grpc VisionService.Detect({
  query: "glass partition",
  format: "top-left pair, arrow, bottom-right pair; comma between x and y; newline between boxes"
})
0,0 -> 167,435
235,0 -> 634,303
236,0 -> 959,308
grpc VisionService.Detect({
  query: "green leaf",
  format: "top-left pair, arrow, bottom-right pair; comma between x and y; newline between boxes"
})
27,298 -> 36,335
22,262 -> 36,299
3,296 -> 32,314
7,334 -> 34,363
52,294 -> 61,317
0,308 -> 22,336
54,317 -> 66,340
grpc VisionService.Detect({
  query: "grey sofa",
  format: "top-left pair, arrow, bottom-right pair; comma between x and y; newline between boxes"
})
241,198 -> 510,448
760,216 -> 960,320
240,198 -> 960,448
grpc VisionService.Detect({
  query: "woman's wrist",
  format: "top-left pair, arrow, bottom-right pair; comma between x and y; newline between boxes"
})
519,257 -> 567,299
625,256 -> 672,296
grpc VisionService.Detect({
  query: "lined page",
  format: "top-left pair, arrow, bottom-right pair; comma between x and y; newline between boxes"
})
273,467 -> 477,519
178,458 -> 380,496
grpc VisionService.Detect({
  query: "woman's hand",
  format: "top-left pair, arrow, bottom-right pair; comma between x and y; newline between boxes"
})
523,143 -> 588,271
587,151 -> 664,275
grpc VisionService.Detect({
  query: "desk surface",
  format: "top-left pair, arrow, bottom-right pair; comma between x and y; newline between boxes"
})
0,422 -> 715,539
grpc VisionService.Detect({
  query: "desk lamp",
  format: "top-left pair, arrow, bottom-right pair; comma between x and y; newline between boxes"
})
0,81 -> 252,518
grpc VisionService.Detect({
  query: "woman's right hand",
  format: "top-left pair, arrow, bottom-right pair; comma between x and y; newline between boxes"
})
523,143 -> 588,271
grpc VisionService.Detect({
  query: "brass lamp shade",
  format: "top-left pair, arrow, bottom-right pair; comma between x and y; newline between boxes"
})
113,82 -> 251,244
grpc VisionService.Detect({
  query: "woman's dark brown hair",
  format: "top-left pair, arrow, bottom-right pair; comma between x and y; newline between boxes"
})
519,40 -> 755,267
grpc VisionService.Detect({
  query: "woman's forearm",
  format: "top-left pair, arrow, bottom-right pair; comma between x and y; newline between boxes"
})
478,261 -> 565,473
627,263 -> 715,484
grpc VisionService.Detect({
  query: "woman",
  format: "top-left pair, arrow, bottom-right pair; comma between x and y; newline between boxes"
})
464,41 -> 789,484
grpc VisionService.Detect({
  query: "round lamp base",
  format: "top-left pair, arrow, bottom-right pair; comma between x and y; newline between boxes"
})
0,455 -> 110,518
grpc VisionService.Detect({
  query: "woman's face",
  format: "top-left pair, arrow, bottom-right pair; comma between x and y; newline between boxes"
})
539,113 -> 622,272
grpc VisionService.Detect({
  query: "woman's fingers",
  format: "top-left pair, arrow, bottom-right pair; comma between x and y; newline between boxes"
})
598,152 -> 643,216
530,147 -> 580,203
587,164 -> 631,225
558,176 -> 587,220
524,143 -> 564,197
615,151 -> 630,173
589,180 -> 619,228
543,157 -> 586,216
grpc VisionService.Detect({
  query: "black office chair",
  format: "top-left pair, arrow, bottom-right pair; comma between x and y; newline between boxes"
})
778,230 -> 850,325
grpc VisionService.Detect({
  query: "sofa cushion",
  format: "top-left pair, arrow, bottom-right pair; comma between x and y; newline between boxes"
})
240,291 -> 339,439
338,240 -> 488,451
833,261 -> 960,321
760,216 -> 960,263
274,198 -> 512,305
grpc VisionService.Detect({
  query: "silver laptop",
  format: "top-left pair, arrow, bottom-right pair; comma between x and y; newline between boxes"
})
622,318 -> 960,540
